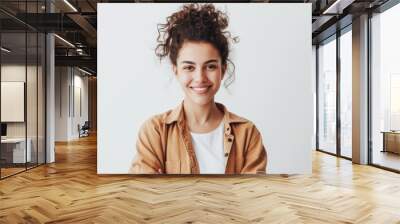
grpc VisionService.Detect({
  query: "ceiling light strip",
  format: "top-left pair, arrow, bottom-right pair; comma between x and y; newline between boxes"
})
63,0 -> 78,12
323,0 -> 342,14
1,47 -> 11,53
78,67 -> 93,76
54,34 -> 75,48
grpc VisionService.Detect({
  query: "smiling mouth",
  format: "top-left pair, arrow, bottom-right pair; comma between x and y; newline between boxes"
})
190,86 -> 211,94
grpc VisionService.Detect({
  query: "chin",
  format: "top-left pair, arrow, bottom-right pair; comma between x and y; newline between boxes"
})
187,95 -> 214,106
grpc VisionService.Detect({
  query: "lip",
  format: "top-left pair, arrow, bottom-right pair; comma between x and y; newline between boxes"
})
190,85 -> 211,94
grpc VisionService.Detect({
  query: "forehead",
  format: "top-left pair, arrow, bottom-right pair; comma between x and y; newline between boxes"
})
177,41 -> 221,63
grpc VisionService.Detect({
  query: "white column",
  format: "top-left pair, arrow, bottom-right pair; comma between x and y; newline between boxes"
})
46,33 -> 55,163
46,1 -> 56,163
352,14 -> 369,164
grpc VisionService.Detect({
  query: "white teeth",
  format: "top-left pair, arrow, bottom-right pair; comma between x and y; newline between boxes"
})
193,87 -> 207,90
191,86 -> 209,93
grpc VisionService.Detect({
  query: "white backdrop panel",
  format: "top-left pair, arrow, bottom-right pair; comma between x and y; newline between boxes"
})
98,3 -> 313,174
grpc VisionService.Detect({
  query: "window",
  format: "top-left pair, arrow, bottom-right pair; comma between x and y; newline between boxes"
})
318,37 -> 337,154
371,3 -> 400,171
339,29 -> 352,158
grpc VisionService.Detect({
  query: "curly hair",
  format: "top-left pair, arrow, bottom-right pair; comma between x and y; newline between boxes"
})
155,3 -> 238,88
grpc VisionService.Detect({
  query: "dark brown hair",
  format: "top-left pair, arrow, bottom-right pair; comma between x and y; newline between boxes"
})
155,3 -> 238,87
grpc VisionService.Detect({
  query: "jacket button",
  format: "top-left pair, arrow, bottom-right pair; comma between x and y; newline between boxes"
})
227,138 -> 233,142
224,153 -> 229,157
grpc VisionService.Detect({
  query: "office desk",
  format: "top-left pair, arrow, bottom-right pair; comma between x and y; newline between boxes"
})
382,131 -> 400,154
1,138 -> 31,163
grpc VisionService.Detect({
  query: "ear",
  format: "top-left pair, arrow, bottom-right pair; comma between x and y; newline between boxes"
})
172,64 -> 178,75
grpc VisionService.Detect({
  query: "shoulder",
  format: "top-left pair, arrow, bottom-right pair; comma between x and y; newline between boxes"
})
217,102 -> 255,129
227,111 -> 249,124
226,110 -> 253,127
227,111 -> 260,135
139,109 -> 174,132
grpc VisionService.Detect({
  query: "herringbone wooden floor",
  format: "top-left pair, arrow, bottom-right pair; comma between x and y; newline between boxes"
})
1,135 -> 400,224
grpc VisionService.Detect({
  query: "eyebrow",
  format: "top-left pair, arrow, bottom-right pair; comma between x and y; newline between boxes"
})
180,59 -> 219,65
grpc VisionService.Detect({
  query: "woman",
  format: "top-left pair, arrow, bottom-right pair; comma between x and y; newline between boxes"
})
130,3 -> 267,174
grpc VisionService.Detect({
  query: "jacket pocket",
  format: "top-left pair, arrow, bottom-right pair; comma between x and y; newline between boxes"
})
165,160 -> 181,174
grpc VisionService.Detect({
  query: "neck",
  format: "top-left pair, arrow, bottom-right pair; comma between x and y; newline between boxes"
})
183,99 -> 219,125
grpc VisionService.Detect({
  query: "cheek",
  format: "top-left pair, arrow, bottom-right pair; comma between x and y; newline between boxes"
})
209,71 -> 223,86
176,74 -> 191,87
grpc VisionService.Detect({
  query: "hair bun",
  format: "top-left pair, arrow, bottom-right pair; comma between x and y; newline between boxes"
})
155,3 -> 237,88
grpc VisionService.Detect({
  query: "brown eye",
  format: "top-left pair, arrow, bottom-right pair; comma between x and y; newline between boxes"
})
183,66 -> 195,72
206,64 -> 218,71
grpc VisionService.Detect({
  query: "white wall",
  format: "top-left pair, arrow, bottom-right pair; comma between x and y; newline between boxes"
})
55,67 -> 89,141
55,67 -> 69,141
312,45 -> 317,151
98,3 -> 313,174
1,82 -> 24,122
1,66 -> 26,127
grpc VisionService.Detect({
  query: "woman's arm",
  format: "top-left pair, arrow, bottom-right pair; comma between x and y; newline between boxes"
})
241,125 -> 267,174
129,118 -> 165,174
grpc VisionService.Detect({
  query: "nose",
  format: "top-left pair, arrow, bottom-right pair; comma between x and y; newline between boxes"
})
193,67 -> 207,82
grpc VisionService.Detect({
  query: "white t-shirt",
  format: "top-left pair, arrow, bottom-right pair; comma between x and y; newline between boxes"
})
190,122 -> 225,174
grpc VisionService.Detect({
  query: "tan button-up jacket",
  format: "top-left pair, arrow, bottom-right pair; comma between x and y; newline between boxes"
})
129,102 -> 267,174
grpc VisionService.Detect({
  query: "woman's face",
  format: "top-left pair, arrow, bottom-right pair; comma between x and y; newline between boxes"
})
173,41 -> 226,106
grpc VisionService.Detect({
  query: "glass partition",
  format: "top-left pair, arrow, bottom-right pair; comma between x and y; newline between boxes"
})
26,0 -> 38,170
0,1 -> 46,179
0,31 -> 28,177
38,32 -> 45,165
27,31 -> 38,169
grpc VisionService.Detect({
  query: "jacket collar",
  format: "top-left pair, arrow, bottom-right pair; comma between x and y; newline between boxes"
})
165,101 -> 247,125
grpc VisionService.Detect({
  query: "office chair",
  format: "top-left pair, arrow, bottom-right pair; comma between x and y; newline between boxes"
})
79,121 -> 90,138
